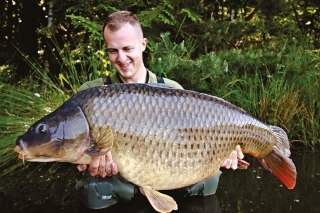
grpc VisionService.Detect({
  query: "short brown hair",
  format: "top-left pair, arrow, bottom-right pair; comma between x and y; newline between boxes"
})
103,11 -> 143,38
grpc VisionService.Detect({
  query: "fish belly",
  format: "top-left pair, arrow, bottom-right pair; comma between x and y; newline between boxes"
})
111,123 -> 274,190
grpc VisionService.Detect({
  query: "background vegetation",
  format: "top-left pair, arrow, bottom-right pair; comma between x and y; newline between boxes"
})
0,0 -> 320,211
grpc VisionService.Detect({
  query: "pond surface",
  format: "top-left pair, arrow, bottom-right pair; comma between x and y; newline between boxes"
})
2,147 -> 320,213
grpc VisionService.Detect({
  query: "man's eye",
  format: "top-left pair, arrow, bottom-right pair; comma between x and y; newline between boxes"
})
124,48 -> 133,52
108,49 -> 117,54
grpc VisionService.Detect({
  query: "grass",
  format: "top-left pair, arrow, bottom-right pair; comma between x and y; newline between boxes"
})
0,83 -> 79,208
0,83 -> 68,175
218,71 -> 309,146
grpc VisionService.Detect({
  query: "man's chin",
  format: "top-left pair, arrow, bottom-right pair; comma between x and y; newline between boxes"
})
117,71 -> 135,82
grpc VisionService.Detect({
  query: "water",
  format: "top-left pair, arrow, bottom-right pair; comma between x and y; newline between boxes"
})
1,148 -> 320,213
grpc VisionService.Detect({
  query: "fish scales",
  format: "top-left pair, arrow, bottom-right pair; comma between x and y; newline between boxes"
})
14,83 -> 297,213
71,84 -> 275,189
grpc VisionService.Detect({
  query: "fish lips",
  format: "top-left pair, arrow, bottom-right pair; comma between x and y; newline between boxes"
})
14,136 -> 29,163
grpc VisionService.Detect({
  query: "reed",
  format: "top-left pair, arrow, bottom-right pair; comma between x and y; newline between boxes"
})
0,84 -> 65,176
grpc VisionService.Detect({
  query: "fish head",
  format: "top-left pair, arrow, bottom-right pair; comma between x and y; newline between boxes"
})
14,103 -> 90,164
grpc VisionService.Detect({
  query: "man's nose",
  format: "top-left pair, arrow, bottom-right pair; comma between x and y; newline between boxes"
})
117,50 -> 127,63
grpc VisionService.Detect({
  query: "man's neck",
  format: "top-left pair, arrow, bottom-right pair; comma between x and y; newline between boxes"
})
117,68 -> 148,83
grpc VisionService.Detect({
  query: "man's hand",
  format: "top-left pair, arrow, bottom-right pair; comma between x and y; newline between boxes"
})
78,145 -> 246,177
221,145 -> 245,170
77,151 -> 118,177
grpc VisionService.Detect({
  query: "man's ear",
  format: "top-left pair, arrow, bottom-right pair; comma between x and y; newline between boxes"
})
142,38 -> 148,51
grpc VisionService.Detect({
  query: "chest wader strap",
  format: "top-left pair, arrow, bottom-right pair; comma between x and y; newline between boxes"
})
103,76 -> 112,85
156,76 -> 165,83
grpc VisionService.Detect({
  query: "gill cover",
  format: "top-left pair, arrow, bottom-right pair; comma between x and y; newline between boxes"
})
16,101 -> 89,162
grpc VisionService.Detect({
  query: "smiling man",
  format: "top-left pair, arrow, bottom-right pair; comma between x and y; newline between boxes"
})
104,20 -> 147,83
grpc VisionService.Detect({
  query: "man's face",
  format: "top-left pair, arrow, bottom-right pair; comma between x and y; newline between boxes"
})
103,23 -> 147,82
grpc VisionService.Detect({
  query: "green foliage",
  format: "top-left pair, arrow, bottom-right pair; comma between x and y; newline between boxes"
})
0,64 -> 16,83
0,84 -> 66,175
147,32 -> 320,148
30,0 -> 320,88
0,83 -> 80,209
180,8 -> 203,23
16,33 -> 113,96
66,14 -> 103,40
147,32 -> 190,76
216,45 -> 320,148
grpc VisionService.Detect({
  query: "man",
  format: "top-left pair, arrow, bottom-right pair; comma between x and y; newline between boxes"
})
75,11 -> 244,209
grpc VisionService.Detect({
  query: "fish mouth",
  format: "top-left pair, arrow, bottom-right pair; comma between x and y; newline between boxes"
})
13,145 -> 27,165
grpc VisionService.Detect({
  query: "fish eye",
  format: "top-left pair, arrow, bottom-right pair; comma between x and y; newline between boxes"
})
38,124 -> 47,133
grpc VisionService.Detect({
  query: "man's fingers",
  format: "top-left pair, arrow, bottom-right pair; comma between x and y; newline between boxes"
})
77,164 -> 87,171
105,151 -> 118,176
78,152 -> 118,178
231,158 -> 238,170
111,162 -> 119,175
229,150 -> 237,160
98,155 -> 107,178
106,151 -> 113,162
229,150 -> 238,170
236,145 -> 244,159
106,152 -> 112,176
221,149 -> 242,170
221,159 -> 231,169
88,157 -> 100,176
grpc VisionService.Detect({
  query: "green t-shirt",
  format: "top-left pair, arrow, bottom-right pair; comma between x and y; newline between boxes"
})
78,70 -> 183,91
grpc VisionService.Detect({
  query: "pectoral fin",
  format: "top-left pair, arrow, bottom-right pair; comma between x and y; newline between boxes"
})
85,125 -> 114,156
140,186 -> 178,213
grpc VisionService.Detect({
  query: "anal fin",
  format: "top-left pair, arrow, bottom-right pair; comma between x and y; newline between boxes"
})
140,186 -> 178,213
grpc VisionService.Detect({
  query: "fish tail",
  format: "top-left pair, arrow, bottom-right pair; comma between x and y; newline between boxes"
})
257,126 -> 297,189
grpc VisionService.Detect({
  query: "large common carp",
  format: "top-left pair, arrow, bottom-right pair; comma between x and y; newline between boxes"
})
14,83 -> 296,213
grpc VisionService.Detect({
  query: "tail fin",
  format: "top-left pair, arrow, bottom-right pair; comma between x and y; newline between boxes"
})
257,126 -> 296,189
